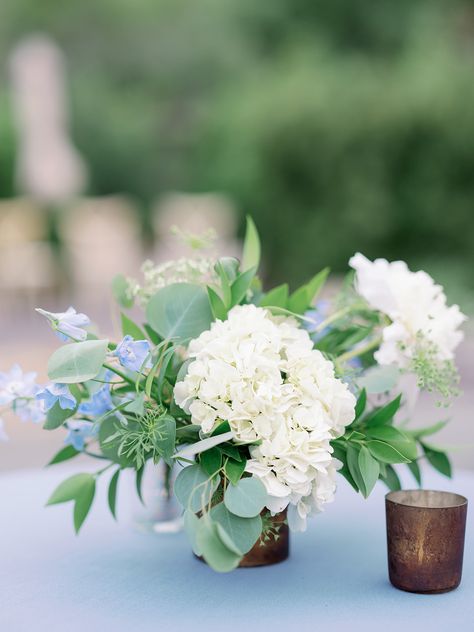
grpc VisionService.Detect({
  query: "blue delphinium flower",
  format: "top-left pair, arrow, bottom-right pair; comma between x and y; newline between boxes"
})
35,306 -> 90,341
114,335 -> 152,372
78,384 -> 113,416
0,364 -> 40,405
65,420 -> 97,451
36,383 -> 76,411
0,364 -> 45,424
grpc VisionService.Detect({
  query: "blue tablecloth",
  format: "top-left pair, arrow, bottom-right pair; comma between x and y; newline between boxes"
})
0,465 -> 472,632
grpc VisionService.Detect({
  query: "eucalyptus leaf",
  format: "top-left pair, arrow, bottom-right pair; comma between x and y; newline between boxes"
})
146,283 -> 213,343
210,503 -> 262,555
48,339 -> 109,384
183,510 -> 203,556
224,476 -> 267,518
174,465 -> 219,513
195,518 -> 241,572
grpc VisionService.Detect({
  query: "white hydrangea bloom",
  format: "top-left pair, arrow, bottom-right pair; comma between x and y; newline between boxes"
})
349,253 -> 466,369
174,304 -> 356,530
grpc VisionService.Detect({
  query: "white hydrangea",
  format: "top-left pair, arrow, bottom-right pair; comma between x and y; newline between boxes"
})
174,304 -> 356,530
349,253 -> 466,369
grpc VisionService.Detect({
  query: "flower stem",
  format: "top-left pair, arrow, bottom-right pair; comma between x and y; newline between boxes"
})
103,362 -> 135,386
313,305 -> 360,333
338,336 -> 382,364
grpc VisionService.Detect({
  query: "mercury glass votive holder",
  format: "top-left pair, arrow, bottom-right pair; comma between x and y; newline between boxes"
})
385,490 -> 468,594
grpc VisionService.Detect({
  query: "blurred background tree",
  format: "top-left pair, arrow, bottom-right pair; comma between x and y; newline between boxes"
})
1,0 -> 474,304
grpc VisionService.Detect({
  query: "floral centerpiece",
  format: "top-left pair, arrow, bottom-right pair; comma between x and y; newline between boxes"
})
0,218 -> 466,572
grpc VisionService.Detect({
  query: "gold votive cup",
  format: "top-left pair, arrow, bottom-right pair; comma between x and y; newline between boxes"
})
385,490 -> 468,594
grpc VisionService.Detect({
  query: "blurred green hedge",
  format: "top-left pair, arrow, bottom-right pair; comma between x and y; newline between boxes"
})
1,0 -> 474,302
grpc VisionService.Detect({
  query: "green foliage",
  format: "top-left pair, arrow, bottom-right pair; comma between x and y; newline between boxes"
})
200,448 -> 222,477
224,457 -> 247,485
195,518 -> 241,573
48,340 -> 109,384
112,275 -> 134,309
47,444 -> 80,466
174,464 -> 220,513
108,469 -> 120,520
230,267 -> 257,306
210,503 -> 262,555
421,443 -> 452,478
146,283 -> 213,343
120,313 -> 146,341
242,216 -> 261,272
224,476 -> 267,518
44,400 -> 77,430
47,473 -> 96,534
409,334 -> 461,403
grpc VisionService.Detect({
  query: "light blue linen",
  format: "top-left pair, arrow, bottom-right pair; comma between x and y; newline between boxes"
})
0,465 -> 471,632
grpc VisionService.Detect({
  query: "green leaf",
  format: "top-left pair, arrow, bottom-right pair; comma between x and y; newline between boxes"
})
210,503 -> 262,555
305,267 -> 330,304
124,393 -> 145,416
216,257 -> 239,283
200,447 -> 222,476
174,465 -> 219,513
121,312 -> 146,340
108,469 -> 120,520
367,440 -> 410,464
48,339 -> 109,384
47,473 -> 95,505
195,518 -> 241,572
73,477 -> 96,533
421,444 -> 452,478
346,445 -> 365,494
207,286 -> 228,321
407,460 -> 422,486
242,216 -> 261,272
224,457 -> 247,485
224,476 -> 267,518
339,463 -> 360,492
112,274 -> 134,308
136,466 -> 145,504
380,464 -> 402,491
47,444 -> 80,466
214,260 -> 232,307
259,284 -> 289,309
230,267 -> 257,306
354,389 -> 367,421
358,445 -> 380,498
365,394 -> 402,427
366,426 -> 418,461
153,414 -> 176,465
219,444 -> 243,462
288,285 -> 309,315
146,283 -> 213,343
43,400 -> 77,430
183,510 -> 203,556
409,420 -> 448,439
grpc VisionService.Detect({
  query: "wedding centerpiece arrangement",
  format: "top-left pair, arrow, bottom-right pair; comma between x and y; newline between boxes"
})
0,218 -> 466,572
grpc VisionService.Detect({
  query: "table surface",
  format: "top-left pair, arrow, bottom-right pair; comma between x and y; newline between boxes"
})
0,464 -> 472,632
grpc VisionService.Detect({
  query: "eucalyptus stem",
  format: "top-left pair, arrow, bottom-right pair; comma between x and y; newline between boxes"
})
337,336 -> 382,364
